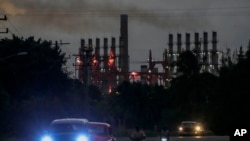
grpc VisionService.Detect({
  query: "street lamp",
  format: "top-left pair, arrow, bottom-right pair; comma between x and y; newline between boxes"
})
0,52 -> 28,61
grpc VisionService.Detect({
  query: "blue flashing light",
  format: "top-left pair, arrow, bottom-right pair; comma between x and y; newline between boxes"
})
41,135 -> 53,141
76,135 -> 88,141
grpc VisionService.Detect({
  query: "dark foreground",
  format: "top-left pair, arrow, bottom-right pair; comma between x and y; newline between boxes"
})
3,136 -> 230,141
117,136 -> 229,141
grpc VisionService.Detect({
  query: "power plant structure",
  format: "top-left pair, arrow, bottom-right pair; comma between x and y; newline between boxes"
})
75,14 -> 129,94
75,14 -> 222,93
135,31 -> 221,87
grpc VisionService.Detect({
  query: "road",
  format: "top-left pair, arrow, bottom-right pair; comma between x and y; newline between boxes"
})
117,136 -> 230,141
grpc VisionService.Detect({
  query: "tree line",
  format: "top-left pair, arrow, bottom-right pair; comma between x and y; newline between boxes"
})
0,35 -> 249,138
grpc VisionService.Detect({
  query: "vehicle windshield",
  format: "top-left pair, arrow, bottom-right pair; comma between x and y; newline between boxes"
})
87,124 -> 108,136
51,123 -> 86,133
182,122 -> 197,126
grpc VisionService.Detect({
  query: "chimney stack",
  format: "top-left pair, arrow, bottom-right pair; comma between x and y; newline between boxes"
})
212,31 -> 218,69
185,33 -> 191,51
168,34 -> 174,54
203,32 -> 208,52
111,37 -> 116,67
194,32 -> 200,52
104,38 -> 108,69
119,14 -> 129,81
95,38 -> 100,61
88,38 -> 92,48
81,39 -> 85,48
212,31 -> 217,51
177,33 -> 182,54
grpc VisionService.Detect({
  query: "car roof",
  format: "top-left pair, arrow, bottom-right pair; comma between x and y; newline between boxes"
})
87,122 -> 111,127
51,118 -> 89,125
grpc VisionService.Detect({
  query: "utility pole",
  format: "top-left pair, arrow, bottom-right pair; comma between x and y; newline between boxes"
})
52,40 -> 71,59
0,15 -> 8,34
52,40 -> 70,47
82,44 -> 93,119
73,39 -> 93,118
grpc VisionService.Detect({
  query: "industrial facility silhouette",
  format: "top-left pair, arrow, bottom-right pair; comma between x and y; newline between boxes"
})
75,14 -> 223,94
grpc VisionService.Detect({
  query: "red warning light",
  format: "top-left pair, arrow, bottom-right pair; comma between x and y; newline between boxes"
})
130,72 -> 138,81
108,50 -> 115,67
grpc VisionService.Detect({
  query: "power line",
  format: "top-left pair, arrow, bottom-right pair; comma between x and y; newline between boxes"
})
0,9 -> 22,36
0,14 -> 8,34
6,16 -> 23,36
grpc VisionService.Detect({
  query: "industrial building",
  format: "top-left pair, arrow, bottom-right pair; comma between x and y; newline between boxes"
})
75,14 -> 222,93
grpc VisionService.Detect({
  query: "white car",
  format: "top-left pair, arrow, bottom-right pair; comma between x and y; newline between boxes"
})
40,118 -> 89,141
178,121 -> 204,136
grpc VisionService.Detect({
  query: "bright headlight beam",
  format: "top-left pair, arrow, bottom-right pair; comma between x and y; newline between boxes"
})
179,127 -> 183,131
195,126 -> 201,131
41,135 -> 53,141
77,135 -> 88,141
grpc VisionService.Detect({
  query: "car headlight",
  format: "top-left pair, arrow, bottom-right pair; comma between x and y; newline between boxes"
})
41,135 -> 53,141
76,135 -> 88,141
179,127 -> 183,131
195,126 -> 201,131
161,137 -> 167,141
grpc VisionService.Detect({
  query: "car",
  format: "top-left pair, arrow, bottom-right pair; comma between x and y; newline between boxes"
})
178,121 -> 204,136
40,118 -> 89,141
86,122 -> 116,141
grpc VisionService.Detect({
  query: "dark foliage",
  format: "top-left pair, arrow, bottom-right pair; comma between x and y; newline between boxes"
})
0,35 -> 84,138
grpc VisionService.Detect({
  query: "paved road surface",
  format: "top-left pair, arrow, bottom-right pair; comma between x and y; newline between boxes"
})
117,136 -> 229,141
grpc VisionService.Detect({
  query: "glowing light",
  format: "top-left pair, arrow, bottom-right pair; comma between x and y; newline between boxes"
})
130,72 -> 138,81
195,126 -> 201,131
108,59 -> 114,66
77,57 -> 82,64
76,135 -> 88,141
41,135 -> 53,141
108,50 -> 115,67
108,86 -> 112,94
131,72 -> 137,76
92,59 -> 98,66
179,127 -> 183,131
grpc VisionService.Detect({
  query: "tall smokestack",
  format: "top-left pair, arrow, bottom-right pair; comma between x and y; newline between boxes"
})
168,34 -> 174,76
95,38 -> 100,62
168,34 -> 173,54
212,31 -> 218,69
81,39 -> 85,48
88,38 -> 92,48
177,33 -> 182,54
119,14 -> 129,81
111,37 -> 116,68
212,31 -> 217,51
168,33 -> 174,73
111,37 -> 116,51
79,39 -> 85,82
203,32 -> 209,68
194,32 -> 200,52
103,38 -> 108,70
119,37 -> 123,70
185,33 -> 191,51
203,32 -> 208,52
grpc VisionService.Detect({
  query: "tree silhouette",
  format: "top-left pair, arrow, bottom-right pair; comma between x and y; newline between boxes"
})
0,35 -> 75,137
168,50 -> 218,128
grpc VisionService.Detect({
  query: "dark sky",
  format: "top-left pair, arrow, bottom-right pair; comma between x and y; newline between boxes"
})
1,0 -> 250,76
